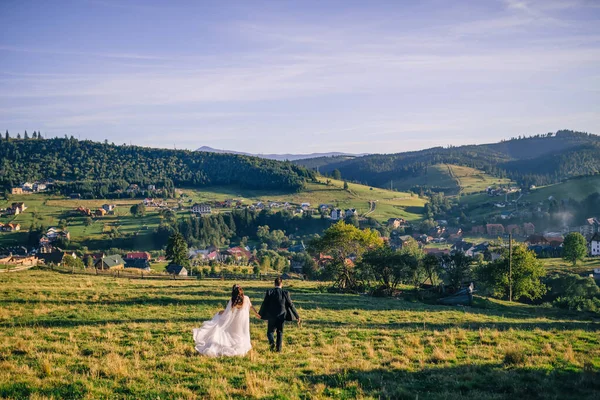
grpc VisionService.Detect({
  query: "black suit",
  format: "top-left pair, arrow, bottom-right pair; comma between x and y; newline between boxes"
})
259,287 -> 299,351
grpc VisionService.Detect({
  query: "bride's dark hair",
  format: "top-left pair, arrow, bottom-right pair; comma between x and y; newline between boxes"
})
231,284 -> 244,308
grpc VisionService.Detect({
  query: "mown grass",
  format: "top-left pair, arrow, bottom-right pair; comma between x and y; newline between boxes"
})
391,164 -> 512,196
1,270 -> 598,399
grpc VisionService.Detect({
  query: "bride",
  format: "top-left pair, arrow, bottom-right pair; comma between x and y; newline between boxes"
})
192,284 -> 260,357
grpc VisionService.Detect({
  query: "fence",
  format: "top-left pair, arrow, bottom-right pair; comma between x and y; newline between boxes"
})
0,264 -> 36,274
39,265 -> 293,281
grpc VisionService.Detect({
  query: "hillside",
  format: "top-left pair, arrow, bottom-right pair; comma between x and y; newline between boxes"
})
388,164 -> 512,195
1,271 -> 598,399
182,177 -> 426,222
0,138 -> 314,192
315,130 -> 600,189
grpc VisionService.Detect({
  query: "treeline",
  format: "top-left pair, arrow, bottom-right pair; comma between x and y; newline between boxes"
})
153,208 -> 331,248
0,135 -> 315,192
308,130 -> 600,188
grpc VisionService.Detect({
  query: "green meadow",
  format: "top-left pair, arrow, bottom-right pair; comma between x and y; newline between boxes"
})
0,270 -> 598,399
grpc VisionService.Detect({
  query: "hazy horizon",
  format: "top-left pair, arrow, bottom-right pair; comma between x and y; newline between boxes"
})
2,0 -> 599,153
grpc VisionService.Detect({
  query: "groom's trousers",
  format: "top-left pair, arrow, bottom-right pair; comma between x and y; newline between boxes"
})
267,319 -> 284,351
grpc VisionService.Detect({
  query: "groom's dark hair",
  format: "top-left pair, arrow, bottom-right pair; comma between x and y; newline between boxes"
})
274,277 -> 282,286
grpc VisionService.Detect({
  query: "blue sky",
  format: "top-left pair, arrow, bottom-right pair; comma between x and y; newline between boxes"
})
1,0 -> 599,154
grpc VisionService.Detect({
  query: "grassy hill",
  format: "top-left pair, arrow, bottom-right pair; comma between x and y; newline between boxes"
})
390,164 -> 512,196
526,175 -> 600,203
316,130 -> 600,189
0,179 -> 426,249
0,271 -> 598,399
183,177 -> 426,222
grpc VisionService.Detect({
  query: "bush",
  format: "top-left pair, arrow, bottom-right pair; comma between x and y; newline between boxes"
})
503,347 -> 526,366
553,296 -> 600,313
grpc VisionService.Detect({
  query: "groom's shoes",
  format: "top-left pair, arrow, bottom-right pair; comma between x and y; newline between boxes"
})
269,343 -> 276,352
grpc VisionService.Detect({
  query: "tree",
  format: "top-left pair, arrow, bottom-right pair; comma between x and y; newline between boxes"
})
166,232 -> 189,267
17,133 -> 21,139
563,232 -> 588,265
130,203 -> 146,217
63,255 -> 84,270
421,253 -> 442,286
24,130 -> 29,140
309,221 -> 383,291
4,130 -> 7,140
359,245 -> 419,294
84,217 -> 93,227
476,244 -> 546,301
343,181 -> 349,190
332,169 -> 342,180
441,252 -> 473,289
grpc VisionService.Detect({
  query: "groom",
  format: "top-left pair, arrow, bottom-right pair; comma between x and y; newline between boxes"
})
259,277 -> 300,352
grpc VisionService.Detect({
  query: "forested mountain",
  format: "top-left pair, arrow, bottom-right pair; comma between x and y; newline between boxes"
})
305,130 -> 600,188
0,136 -> 314,191
196,146 -> 360,161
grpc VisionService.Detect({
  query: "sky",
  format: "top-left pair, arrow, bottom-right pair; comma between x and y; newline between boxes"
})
1,0 -> 599,154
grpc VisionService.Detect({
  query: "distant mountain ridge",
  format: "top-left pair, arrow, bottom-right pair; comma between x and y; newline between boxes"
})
294,130 -> 600,189
196,146 -> 361,161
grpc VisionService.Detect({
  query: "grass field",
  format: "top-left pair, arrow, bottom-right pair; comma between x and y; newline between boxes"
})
526,175 -> 600,203
391,164 -> 512,196
0,270 -> 598,399
0,195 -> 166,250
183,177 -> 427,223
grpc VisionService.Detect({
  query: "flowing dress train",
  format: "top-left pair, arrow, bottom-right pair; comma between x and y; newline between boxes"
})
192,295 -> 252,357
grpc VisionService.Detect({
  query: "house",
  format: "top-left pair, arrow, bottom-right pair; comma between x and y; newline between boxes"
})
486,224 -> 505,236
506,224 -> 520,235
500,211 -> 512,220
94,255 -> 125,270
125,258 -> 150,270
166,263 -> 188,276
580,218 -> 600,238
148,184 -> 156,191
125,252 -> 151,261
387,218 -> 406,229
191,203 -> 212,215
452,241 -> 474,254
471,225 -> 485,234
522,223 -> 535,236
102,204 -> 115,212
126,184 -> 140,193
301,202 -> 311,210
288,242 -> 306,253
589,233 -> 600,256
11,202 -> 27,214
143,198 -> 154,206
330,209 -> 344,221
345,208 -> 357,217
37,251 -> 68,266
3,223 -> 20,232
466,242 -> 490,258
95,208 -> 107,217
11,187 -> 23,195
76,206 -> 92,216
526,234 -> 549,245
226,246 -> 252,261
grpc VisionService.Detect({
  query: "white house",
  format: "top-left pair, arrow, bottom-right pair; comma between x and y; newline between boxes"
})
589,233 -> 600,256
330,209 -> 344,221
191,203 -> 212,215
301,202 -> 311,210
147,184 -> 156,191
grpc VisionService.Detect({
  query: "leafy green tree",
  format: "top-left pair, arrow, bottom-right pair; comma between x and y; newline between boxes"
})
441,252 -> 473,289
332,169 -> 342,180
343,181 -> 349,190
563,232 -> 588,265
130,203 -> 146,217
359,245 -> 418,293
84,217 -> 93,227
310,221 -> 383,290
63,255 -> 84,270
476,244 -> 546,301
166,232 -> 189,267
421,253 -> 442,286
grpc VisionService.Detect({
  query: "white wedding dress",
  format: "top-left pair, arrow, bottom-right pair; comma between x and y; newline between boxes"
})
192,295 -> 252,357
